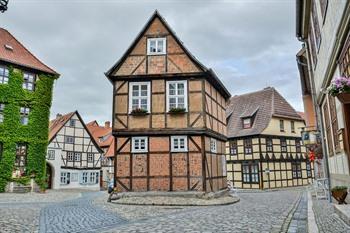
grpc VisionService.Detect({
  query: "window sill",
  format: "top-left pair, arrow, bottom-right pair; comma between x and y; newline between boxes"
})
171,150 -> 188,153
131,151 -> 148,154
130,112 -> 149,116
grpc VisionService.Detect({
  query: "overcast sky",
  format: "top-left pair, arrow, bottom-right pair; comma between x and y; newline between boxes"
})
1,0 -> 302,124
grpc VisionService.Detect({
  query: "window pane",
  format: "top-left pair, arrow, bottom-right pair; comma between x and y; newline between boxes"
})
157,40 -> 163,53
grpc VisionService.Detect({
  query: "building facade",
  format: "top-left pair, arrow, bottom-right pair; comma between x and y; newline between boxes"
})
226,87 -> 313,189
47,111 -> 103,189
87,120 -> 114,188
0,28 -> 59,192
296,0 -> 350,193
105,11 -> 231,192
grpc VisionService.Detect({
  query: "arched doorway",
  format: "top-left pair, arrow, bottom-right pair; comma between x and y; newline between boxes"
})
46,163 -> 53,189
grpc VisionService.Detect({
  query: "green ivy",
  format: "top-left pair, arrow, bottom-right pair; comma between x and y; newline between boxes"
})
0,67 -> 56,192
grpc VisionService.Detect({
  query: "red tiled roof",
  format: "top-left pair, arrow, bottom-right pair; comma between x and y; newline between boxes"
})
226,87 -> 303,138
297,111 -> 305,121
0,28 -> 58,75
49,112 -> 75,142
87,122 -> 114,158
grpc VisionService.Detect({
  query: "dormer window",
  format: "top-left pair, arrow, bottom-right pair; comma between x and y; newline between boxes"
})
243,118 -> 252,129
147,38 -> 166,55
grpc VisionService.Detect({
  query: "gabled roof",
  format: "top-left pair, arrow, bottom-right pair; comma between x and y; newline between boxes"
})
86,120 -> 114,158
105,10 -> 231,99
0,28 -> 58,75
226,87 -> 303,138
49,111 -> 103,153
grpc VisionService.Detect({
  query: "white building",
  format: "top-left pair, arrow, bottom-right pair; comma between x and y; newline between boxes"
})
47,111 -> 103,190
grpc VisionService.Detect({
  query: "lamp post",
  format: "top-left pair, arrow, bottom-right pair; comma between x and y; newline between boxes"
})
0,0 -> 9,13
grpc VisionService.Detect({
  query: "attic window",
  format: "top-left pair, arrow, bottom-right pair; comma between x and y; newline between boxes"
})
147,38 -> 166,55
4,44 -> 13,51
243,118 -> 252,129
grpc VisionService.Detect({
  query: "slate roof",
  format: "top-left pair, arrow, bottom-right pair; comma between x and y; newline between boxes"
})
87,121 -> 114,157
0,28 -> 58,75
226,87 -> 303,138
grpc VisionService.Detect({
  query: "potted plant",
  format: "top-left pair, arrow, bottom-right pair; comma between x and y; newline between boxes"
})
168,107 -> 186,114
130,108 -> 148,116
331,186 -> 348,204
327,76 -> 350,103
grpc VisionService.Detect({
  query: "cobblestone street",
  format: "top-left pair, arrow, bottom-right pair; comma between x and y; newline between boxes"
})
0,188 -> 309,233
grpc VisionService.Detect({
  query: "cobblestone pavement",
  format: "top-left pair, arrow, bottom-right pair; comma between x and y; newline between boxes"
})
39,192 -> 127,233
105,190 -> 302,233
0,189 -> 303,233
313,197 -> 350,233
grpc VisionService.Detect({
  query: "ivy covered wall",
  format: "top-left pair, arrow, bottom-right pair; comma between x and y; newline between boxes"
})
0,67 -> 55,192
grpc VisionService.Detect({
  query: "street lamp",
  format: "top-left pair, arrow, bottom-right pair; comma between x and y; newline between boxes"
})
0,0 -> 9,13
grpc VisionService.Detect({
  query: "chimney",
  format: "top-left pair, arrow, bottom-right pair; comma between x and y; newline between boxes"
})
56,113 -> 62,119
105,121 -> 111,128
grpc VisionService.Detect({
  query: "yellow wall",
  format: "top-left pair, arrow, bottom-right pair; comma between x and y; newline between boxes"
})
262,117 -> 305,137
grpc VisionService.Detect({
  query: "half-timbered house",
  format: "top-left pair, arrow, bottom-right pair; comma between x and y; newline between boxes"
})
47,111 -> 103,189
226,87 -> 313,189
105,11 -> 231,192
87,120 -> 114,188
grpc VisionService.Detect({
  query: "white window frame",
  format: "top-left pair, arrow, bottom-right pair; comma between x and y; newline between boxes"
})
67,152 -> 74,162
89,172 -> 99,184
81,172 -> 88,184
69,119 -> 76,127
20,107 -> 30,125
147,37 -> 166,55
210,138 -> 217,153
171,136 -> 188,152
129,82 -> 151,113
87,153 -> 94,163
0,103 -> 5,123
47,150 -> 55,160
22,72 -> 36,91
60,172 -> 70,185
166,80 -> 188,112
65,136 -> 74,144
0,66 -> 9,84
243,118 -> 251,129
132,137 -> 148,153
74,152 -> 81,162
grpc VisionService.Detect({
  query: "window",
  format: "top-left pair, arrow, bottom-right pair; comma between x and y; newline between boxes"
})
71,173 -> 79,182
0,66 -> 9,84
67,152 -> 74,162
266,138 -> 273,152
0,103 -> 4,123
81,172 -> 88,184
311,0 -> 321,50
89,172 -> 99,184
22,72 -> 36,91
65,136 -> 74,144
69,119 -> 76,127
132,137 -> 148,153
88,153 -> 94,163
47,150 -> 55,160
167,81 -> 187,112
147,37 -> 166,55
242,118 -> 252,129
230,140 -> 237,155
20,107 -> 30,125
279,120 -> 284,132
129,82 -> 150,113
296,140 -> 301,153
60,172 -> 70,185
15,144 -> 27,174
281,139 -> 287,152
74,152 -> 81,162
291,121 -> 295,133
242,162 -> 259,183
244,138 -> 252,154
339,31 -> 350,77
210,138 -> 217,153
292,162 -> 302,178
171,136 -> 188,152
306,162 -> 312,177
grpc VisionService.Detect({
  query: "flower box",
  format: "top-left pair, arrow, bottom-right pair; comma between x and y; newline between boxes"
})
130,108 -> 148,116
336,93 -> 350,104
331,186 -> 348,204
168,107 -> 186,114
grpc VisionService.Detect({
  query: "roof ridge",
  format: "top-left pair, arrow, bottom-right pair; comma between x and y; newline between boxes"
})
230,87 -> 273,100
0,28 -> 58,75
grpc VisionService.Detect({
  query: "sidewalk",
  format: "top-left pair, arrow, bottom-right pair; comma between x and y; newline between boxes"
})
309,191 -> 350,233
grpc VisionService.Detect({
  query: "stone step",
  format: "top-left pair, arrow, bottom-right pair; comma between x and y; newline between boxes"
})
12,186 -> 31,193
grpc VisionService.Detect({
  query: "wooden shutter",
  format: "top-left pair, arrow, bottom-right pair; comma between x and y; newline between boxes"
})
323,100 -> 334,155
329,96 -> 340,150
